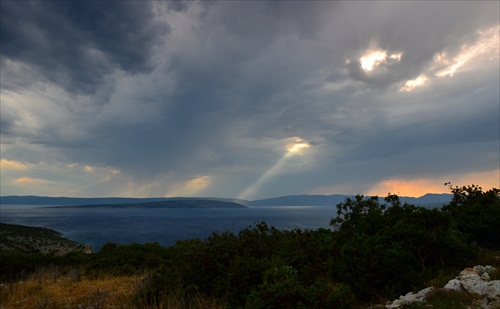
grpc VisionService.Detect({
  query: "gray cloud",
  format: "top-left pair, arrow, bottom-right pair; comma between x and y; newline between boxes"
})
1,1 -> 168,93
1,1 -> 498,198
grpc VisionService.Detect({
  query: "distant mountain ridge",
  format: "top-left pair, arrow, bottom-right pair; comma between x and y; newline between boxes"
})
248,194 -> 347,206
396,193 -> 454,207
249,193 -> 453,207
1,193 -> 453,208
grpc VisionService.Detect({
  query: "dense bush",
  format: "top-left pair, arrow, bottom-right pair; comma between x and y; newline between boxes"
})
0,250 -> 91,282
329,193 -> 477,301
443,184 -> 500,248
0,250 -> 40,281
88,241 -> 169,276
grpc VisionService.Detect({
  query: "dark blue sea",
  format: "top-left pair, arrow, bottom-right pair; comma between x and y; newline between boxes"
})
0,205 -> 336,251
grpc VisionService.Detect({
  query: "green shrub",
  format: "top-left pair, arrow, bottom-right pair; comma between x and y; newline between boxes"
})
425,288 -> 472,309
444,184 -> 500,248
88,242 -> 169,276
246,266 -> 306,308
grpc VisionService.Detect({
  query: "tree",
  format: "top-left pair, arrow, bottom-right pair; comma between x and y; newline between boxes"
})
330,195 -> 386,237
443,183 -> 500,248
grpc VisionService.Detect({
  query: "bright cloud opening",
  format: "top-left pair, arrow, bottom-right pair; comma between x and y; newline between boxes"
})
434,25 -> 499,77
360,50 -> 387,71
390,53 -> 403,61
359,49 -> 403,72
401,25 -> 500,91
287,138 -> 310,155
238,137 -> 311,200
401,74 -> 428,92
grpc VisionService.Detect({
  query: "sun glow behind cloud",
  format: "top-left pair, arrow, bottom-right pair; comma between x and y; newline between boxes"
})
0,159 -> 26,170
166,176 -> 212,196
367,169 -> 500,197
400,74 -> 427,92
238,137 -> 311,200
287,138 -> 310,155
360,50 -> 387,71
0,159 -> 126,196
359,49 -> 403,72
434,26 -> 499,77
401,25 -> 499,92
13,176 -> 51,185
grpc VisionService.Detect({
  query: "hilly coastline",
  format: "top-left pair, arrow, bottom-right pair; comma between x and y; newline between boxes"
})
249,193 -> 453,208
1,193 -> 452,208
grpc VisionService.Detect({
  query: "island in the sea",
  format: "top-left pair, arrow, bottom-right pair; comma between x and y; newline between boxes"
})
43,199 -> 247,209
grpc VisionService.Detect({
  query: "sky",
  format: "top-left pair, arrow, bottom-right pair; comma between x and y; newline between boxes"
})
1,1 -> 499,200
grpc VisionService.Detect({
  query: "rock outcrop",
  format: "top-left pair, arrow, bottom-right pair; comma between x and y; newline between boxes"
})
444,266 -> 500,299
386,265 -> 500,308
385,287 -> 434,308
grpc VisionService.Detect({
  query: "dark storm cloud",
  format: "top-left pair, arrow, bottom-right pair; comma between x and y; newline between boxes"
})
80,1 -> 337,178
1,1 -> 168,93
1,1 -> 498,198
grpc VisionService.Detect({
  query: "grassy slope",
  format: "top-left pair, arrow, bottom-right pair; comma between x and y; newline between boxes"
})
0,270 -> 226,309
1,272 -> 138,308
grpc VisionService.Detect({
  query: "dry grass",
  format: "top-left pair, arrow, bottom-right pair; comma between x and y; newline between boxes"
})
0,270 -> 138,308
133,289 -> 226,309
0,268 -> 226,309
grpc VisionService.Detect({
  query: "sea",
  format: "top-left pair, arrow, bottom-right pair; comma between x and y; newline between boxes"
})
0,204 -> 336,251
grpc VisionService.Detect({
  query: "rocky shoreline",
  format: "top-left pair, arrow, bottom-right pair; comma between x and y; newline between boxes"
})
0,223 -> 91,255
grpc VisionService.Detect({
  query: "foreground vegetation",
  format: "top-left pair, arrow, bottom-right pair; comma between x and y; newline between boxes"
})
1,184 -> 499,308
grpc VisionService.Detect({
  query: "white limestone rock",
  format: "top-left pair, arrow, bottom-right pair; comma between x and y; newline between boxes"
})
458,268 -> 481,281
474,265 -> 486,275
458,267 -> 500,298
386,265 -> 499,309
385,287 -> 434,308
485,265 -> 497,275
444,278 -> 464,292
481,272 -> 491,281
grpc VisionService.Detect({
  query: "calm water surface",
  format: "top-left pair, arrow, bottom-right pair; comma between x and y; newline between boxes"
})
0,204 -> 336,251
